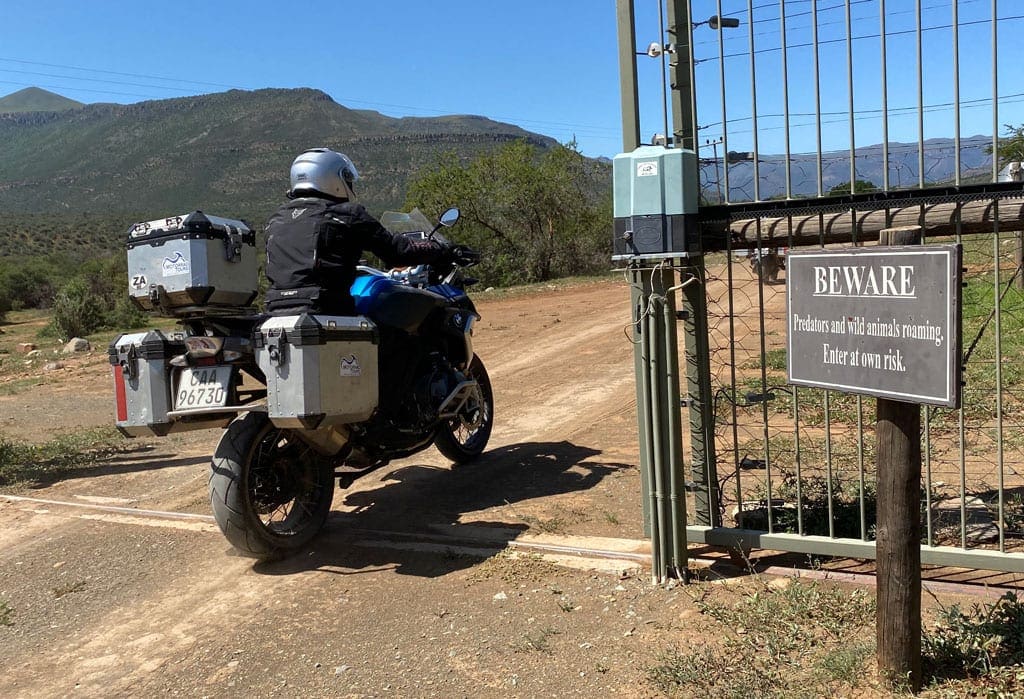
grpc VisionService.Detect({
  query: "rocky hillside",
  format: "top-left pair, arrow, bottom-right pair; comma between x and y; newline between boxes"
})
0,87 -> 557,258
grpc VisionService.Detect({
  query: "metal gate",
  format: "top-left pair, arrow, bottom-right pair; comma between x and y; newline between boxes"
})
618,0 -> 1024,575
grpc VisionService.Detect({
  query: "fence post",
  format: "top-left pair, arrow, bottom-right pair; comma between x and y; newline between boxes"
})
875,225 -> 923,691
681,258 -> 720,526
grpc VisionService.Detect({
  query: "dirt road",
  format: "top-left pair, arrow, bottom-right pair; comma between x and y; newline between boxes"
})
0,278 -> 702,698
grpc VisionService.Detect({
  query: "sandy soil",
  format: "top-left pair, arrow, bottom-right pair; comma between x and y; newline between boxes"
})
0,278 -> 694,698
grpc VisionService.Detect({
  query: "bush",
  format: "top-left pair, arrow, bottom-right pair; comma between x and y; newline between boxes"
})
44,253 -> 147,339
49,277 -> 107,339
924,591 -> 1024,679
0,255 -> 67,310
0,286 -> 10,322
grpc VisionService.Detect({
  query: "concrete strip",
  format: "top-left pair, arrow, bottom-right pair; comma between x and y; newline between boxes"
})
3,492 -> 1020,597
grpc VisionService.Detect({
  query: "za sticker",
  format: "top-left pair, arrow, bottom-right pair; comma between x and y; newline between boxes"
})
130,274 -> 148,290
340,354 -> 362,377
161,251 -> 191,277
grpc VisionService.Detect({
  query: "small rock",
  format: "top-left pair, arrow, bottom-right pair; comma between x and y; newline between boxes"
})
62,337 -> 91,354
26,350 -> 41,359
16,342 -> 37,354
493,592 -> 508,601
334,665 -> 350,675
768,577 -> 792,590
44,361 -> 65,372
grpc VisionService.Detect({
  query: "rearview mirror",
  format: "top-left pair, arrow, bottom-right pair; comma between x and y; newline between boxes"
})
439,207 -> 460,227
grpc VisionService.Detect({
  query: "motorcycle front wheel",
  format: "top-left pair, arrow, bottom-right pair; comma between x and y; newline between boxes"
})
434,357 -> 494,464
209,411 -> 334,559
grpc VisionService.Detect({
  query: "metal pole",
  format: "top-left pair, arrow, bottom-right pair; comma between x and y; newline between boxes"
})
647,298 -> 670,581
682,264 -> 720,527
846,0 -> 855,194
780,0 -> 792,200
716,0 -> 730,203
993,0 -> 1000,182
916,0 -> 925,188
616,0 -> 641,152
658,0 -> 670,145
667,0 -> 694,150
662,290 -> 686,575
669,0 -> 716,528
880,0 -> 889,191
747,0 -> 760,201
812,0 -> 823,196
953,0 -> 962,186
632,268 -> 654,537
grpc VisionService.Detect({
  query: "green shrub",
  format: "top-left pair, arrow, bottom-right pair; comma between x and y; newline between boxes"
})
49,277 -> 107,339
924,591 -> 1024,680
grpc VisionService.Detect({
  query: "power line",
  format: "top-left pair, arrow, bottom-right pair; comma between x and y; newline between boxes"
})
0,60 -> 621,140
0,57 -> 249,91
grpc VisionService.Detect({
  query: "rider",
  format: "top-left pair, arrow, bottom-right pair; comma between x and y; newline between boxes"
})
264,147 -> 450,316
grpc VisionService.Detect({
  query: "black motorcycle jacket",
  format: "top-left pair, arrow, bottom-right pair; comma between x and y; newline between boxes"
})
264,197 -> 448,315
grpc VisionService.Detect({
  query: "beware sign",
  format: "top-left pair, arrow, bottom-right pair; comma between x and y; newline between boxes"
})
786,245 -> 962,407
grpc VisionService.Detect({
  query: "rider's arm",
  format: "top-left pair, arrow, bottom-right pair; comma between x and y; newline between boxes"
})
327,203 -> 447,267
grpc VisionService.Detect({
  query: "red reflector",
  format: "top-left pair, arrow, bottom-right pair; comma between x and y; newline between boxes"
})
113,365 -> 128,423
195,357 -> 218,367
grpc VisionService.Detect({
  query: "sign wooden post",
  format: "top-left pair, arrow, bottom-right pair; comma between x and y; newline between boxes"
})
875,225 -> 922,691
785,226 -> 963,692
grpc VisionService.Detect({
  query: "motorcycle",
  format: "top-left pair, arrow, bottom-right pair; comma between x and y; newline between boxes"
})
111,207 -> 493,559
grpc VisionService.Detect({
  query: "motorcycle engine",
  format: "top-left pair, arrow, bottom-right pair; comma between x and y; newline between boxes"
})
413,359 -> 457,421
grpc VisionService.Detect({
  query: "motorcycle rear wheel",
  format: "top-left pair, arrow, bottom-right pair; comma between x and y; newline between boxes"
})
434,357 -> 494,464
209,412 -> 334,559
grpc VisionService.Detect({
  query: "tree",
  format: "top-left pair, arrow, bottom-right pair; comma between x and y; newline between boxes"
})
829,179 -> 878,196
405,141 -> 612,287
986,123 -> 1024,166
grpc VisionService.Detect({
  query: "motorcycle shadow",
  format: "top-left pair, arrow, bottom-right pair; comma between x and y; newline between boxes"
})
254,440 -> 632,578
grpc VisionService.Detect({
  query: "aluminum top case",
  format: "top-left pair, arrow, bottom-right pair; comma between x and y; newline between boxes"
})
126,211 -> 258,316
256,314 -> 380,429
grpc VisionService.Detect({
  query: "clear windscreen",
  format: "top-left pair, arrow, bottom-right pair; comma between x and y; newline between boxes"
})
380,208 -> 450,245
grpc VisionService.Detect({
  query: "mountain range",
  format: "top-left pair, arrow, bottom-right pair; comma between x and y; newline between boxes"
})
0,86 -> 1004,258
701,135 -> 998,202
0,86 -> 554,221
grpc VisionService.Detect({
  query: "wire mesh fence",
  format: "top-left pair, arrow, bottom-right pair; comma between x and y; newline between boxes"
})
682,1 -> 1024,572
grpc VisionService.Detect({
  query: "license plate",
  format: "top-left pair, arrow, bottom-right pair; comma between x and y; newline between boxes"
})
174,366 -> 231,410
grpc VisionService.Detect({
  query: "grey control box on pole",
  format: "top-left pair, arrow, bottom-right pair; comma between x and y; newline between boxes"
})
612,145 -> 700,260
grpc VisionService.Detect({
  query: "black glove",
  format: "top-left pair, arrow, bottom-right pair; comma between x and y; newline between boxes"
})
449,245 -> 481,266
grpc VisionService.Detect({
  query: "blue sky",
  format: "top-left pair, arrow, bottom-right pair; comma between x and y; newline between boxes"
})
0,1 -> 1020,160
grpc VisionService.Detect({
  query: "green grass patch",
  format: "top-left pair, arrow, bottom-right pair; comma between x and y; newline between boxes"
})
0,600 -> 12,627
0,375 -> 46,396
923,591 -> 1024,690
647,578 -> 876,698
0,426 -> 135,488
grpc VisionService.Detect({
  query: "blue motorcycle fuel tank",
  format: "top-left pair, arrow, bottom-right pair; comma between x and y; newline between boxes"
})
351,274 -> 466,333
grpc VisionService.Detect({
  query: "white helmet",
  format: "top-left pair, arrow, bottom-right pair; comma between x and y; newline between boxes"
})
289,148 -> 360,200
